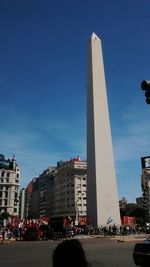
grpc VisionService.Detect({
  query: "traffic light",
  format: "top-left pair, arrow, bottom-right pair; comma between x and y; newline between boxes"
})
141,80 -> 150,104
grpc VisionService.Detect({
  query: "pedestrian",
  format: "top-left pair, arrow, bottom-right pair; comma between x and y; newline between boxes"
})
1,228 -> 7,244
52,239 -> 89,267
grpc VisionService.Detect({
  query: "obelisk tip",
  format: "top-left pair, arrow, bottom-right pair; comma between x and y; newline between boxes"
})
91,32 -> 100,40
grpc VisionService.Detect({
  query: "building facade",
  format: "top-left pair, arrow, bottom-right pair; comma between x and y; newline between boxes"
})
31,178 -> 40,218
24,179 -> 34,218
136,197 -> 143,208
39,166 -> 55,218
119,197 -> 127,209
0,154 -> 20,216
19,188 -> 26,220
22,157 -> 87,227
141,156 -> 150,223
49,157 -> 87,226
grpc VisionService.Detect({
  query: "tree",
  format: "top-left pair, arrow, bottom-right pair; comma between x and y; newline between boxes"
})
120,203 -> 146,225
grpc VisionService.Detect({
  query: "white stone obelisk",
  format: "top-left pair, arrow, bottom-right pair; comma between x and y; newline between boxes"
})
87,33 -> 121,227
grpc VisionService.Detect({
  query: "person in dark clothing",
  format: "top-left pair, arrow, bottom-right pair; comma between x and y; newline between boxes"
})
52,239 -> 89,267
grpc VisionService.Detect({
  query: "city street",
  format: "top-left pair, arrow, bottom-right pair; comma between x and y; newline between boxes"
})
0,238 -> 136,267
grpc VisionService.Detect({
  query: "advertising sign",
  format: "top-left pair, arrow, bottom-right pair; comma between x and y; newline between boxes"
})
79,216 -> 87,225
123,216 -> 136,226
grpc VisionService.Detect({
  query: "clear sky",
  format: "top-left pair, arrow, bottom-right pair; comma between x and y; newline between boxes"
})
0,0 -> 150,203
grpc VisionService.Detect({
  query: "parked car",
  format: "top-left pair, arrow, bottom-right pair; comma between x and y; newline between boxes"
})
63,228 -> 74,238
51,228 -> 74,240
133,236 -> 150,266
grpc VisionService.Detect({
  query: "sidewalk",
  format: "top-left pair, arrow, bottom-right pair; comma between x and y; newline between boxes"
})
87,233 -> 149,242
109,234 -> 149,242
3,234 -> 150,243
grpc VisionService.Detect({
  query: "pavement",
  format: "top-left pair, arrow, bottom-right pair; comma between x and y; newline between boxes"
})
76,233 -> 149,242
107,234 -> 149,242
1,233 -> 149,243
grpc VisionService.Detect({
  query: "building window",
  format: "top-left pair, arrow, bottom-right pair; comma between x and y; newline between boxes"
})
7,173 -> 10,178
0,191 -> 2,197
14,208 -> 17,213
1,172 -> 5,177
14,192 -> 18,198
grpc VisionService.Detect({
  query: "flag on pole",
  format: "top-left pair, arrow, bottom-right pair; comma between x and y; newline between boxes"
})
107,216 -> 113,224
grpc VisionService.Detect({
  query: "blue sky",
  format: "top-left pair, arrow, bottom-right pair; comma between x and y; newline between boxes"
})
0,0 -> 150,203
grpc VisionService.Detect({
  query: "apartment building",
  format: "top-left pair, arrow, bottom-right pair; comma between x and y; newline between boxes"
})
49,157 -> 87,225
141,156 -> 150,222
39,166 -> 55,218
136,197 -> 143,208
0,154 -> 20,216
22,157 -> 87,227
24,178 -> 37,219
19,188 -> 26,219
31,178 -> 40,218
119,197 -> 127,209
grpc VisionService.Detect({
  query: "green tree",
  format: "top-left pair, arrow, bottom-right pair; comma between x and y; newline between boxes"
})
120,203 -> 146,226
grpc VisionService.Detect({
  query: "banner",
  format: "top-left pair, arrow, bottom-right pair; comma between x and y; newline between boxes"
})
107,216 -> 113,224
79,216 -> 87,225
123,216 -> 136,226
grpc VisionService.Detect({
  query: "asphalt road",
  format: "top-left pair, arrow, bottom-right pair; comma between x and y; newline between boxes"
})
0,238 -> 136,267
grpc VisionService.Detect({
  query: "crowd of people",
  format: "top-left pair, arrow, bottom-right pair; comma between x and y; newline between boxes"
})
0,218 -> 49,243
88,224 -> 146,236
0,217 -> 149,244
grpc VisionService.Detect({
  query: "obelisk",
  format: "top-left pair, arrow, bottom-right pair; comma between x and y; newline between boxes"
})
87,33 -> 121,226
